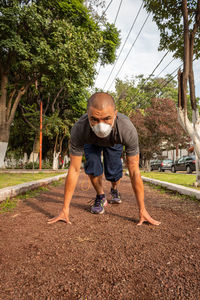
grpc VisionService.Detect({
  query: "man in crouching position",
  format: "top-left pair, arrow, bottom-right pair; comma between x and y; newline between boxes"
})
48,92 -> 160,226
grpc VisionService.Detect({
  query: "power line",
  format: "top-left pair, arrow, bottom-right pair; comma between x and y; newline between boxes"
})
136,51 -> 169,93
94,0 -> 122,86
103,2 -> 143,90
99,0 -> 114,21
134,57 -> 197,100
108,12 -> 150,90
114,0 -> 123,25
121,51 -> 170,112
148,51 -> 169,79
158,63 -> 183,90
156,58 -> 176,77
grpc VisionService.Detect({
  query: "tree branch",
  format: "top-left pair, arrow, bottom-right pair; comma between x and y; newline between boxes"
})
6,89 -> 16,121
191,0 -> 200,36
8,82 -> 31,125
54,133 -> 58,153
59,135 -> 64,153
52,87 -> 64,113
189,0 -> 200,111
0,73 -> 8,126
182,0 -> 190,110
44,94 -> 50,115
19,104 -> 37,131
178,69 -> 183,109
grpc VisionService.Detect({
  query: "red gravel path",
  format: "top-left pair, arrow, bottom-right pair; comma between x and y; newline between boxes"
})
0,172 -> 200,299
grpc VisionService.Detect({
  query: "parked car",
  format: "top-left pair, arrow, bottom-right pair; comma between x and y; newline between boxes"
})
171,155 -> 196,174
159,159 -> 173,172
150,159 -> 173,172
150,159 -> 161,171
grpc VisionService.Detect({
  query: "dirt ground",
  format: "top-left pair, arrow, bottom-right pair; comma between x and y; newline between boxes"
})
0,171 -> 200,300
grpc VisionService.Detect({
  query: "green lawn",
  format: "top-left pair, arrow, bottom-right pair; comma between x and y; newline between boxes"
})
0,172 -> 66,189
140,171 -> 200,190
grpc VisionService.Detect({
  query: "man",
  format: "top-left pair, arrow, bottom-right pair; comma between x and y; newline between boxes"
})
48,92 -> 160,226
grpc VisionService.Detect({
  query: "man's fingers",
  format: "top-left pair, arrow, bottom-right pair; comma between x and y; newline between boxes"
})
47,217 -> 71,224
47,213 -> 71,225
137,219 -> 144,226
137,214 -> 161,226
47,216 -> 61,224
151,219 -> 161,226
145,216 -> 161,226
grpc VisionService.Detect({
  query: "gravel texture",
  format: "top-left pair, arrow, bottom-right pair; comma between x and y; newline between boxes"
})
0,172 -> 200,300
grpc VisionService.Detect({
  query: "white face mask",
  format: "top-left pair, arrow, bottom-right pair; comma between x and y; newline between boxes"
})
90,118 -> 115,138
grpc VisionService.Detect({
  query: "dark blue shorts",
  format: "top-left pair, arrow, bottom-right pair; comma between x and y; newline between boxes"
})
84,144 -> 123,182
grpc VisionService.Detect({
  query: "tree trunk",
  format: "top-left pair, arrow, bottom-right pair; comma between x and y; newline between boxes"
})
29,131 -> 40,163
194,156 -> 200,187
0,69 -> 32,167
0,124 -> 10,168
143,158 -> 150,172
62,155 -> 69,168
52,151 -> 60,170
178,0 -> 200,185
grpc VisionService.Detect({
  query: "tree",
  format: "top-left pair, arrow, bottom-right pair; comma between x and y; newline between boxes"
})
131,98 -> 188,170
0,0 -> 120,167
143,0 -> 200,183
114,75 -> 178,116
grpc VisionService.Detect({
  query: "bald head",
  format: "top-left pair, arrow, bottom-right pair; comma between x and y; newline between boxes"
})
87,92 -> 116,111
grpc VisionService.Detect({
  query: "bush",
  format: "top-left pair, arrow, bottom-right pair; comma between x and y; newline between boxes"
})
25,162 -> 39,169
24,161 -> 52,169
42,161 -> 52,169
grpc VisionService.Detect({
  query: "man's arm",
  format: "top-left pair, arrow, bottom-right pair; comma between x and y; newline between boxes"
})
48,155 -> 82,224
127,154 -> 160,226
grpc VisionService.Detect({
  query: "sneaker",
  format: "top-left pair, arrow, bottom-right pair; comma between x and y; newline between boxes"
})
109,188 -> 122,204
91,194 -> 108,214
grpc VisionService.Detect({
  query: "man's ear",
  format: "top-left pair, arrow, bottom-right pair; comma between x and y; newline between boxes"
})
115,110 -> 118,117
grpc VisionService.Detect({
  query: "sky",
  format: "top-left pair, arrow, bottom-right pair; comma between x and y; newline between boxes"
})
94,0 -> 200,97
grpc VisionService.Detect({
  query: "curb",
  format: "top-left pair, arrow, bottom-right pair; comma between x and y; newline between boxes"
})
0,173 -> 67,202
142,176 -> 200,200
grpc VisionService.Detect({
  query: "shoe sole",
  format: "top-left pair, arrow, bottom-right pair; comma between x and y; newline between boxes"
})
108,199 -> 122,204
91,207 -> 105,214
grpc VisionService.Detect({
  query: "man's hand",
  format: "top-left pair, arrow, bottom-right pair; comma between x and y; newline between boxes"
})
137,208 -> 161,226
47,207 -> 71,225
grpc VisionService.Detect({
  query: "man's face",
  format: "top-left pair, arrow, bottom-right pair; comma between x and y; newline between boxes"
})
88,105 -> 117,127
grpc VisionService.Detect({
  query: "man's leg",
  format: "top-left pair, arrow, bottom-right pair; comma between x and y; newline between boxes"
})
103,144 -> 123,204
88,174 -> 104,195
84,144 -> 107,214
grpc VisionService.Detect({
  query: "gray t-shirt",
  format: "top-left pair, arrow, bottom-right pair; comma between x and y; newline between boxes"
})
69,112 -> 139,156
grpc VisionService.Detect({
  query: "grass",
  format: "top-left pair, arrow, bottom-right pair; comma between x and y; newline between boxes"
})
140,171 -> 200,190
0,172 -> 66,189
0,198 -> 18,213
16,186 -> 49,200
0,180 -> 64,214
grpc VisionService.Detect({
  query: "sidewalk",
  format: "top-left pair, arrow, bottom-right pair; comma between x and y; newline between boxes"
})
1,170 -> 200,202
142,176 -> 200,199
0,172 -> 199,299
0,169 -> 67,173
0,173 -> 67,202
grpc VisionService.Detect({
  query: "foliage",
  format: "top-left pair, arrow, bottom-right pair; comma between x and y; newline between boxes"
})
0,0 -> 120,86
24,161 -> 52,169
0,0 -> 120,161
143,0 -> 200,60
114,75 -> 178,116
0,199 -> 17,214
130,98 -> 189,162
